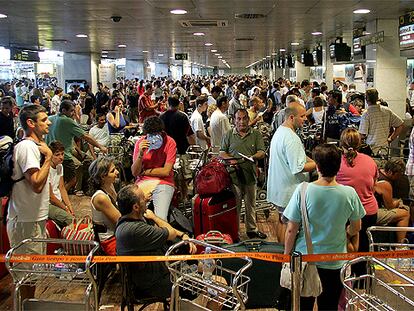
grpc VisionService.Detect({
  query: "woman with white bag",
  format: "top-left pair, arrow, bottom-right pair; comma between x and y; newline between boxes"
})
282,144 -> 366,310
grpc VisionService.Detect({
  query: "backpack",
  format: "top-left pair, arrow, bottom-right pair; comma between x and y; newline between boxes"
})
0,136 -> 24,198
196,159 -> 231,196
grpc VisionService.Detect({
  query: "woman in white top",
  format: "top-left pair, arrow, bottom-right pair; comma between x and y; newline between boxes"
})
306,96 -> 325,124
88,156 -> 121,255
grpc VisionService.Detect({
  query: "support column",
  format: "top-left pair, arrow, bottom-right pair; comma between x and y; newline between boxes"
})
295,61 -> 310,82
125,59 -> 144,80
373,19 -> 407,117
63,53 -> 99,93
325,44 -> 334,90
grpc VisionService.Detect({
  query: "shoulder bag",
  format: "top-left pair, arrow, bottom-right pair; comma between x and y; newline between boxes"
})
280,182 -> 323,297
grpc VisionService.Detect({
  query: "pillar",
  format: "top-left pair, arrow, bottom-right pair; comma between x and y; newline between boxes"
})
295,61 -> 310,82
125,59 -> 145,80
372,19 -> 407,117
63,52 -> 99,94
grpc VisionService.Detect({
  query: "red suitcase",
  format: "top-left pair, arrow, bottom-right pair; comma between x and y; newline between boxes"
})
196,230 -> 233,253
0,197 -> 10,279
192,190 -> 238,241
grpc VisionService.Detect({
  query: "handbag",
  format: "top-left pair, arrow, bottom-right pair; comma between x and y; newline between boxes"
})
60,216 -> 95,255
168,207 -> 193,234
280,182 -> 323,297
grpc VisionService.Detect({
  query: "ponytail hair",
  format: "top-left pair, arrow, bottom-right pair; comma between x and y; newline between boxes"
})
339,128 -> 361,167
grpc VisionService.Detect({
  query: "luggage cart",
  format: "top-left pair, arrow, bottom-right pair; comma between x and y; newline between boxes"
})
6,238 -> 100,311
341,256 -> 414,310
165,239 -> 252,311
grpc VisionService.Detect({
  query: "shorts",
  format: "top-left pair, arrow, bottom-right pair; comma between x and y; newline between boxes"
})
376,205 -> 409,226
63,159 -> 77,182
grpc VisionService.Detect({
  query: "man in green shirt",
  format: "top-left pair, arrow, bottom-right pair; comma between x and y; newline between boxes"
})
220,108 -> 267,239
46,100 -> 107,192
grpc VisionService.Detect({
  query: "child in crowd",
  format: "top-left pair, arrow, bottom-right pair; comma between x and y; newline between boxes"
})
48,141 -> 75,227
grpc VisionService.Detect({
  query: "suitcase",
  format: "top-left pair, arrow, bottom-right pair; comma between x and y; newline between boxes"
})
223,239 -> 291,309
196,230 -> 233,253
192,190 -> 238,241
45,220 -> 62,255
0,197 -> 10,279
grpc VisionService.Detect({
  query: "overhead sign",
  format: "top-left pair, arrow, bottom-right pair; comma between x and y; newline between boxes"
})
10,48 -> 40,62
400,11 -> 414,27
175,53 -> 188,60
360,31 -> 384,46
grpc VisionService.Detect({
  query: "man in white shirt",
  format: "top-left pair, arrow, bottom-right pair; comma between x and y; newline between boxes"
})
88,113 -> 110,158
207,86 -> 222,106
190,96 -> 210,149
51,87 -> 63,114
210,96 -> 231,147
7,104 -> 53,299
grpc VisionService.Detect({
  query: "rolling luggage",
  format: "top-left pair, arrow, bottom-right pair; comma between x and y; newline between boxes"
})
192,189 -> 238,241
223,239 -> 291,309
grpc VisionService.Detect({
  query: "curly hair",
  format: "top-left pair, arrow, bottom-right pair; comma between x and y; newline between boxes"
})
88,156 -> 115,195
142,116 -> 164,134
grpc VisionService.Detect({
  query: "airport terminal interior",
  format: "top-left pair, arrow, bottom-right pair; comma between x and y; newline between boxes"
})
2,1 -> 414,310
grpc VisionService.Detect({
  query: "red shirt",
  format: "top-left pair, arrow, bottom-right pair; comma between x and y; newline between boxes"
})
138,94 -> 157,123
133,134 -> 176,186
336,152 -> 378,215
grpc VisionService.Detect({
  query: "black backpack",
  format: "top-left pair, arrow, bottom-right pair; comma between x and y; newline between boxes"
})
0,137 -> 24,198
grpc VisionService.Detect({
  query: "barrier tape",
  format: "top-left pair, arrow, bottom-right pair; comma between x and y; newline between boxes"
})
1,249 -> 414,264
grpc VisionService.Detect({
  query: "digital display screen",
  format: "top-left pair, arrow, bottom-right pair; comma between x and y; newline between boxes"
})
400,24 -> 414,50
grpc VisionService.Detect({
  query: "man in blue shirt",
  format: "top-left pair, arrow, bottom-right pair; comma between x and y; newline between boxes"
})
267,101 -> 316,243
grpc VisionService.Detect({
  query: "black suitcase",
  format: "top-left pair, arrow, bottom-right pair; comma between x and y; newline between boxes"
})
222,239 -> 291,309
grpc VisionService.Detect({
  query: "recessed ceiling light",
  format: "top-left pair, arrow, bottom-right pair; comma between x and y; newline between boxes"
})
76,34 -> 88,38
193,32 -> 205,36
170,56 -> 174,59
266,55 -> 271,58
214,53 -> 220,56
291,42 -> 300,46
0,13 -> 8,18
102,55 -> 108,58
170,9 -> 187,15
211,49 -> 217,52
142,50 -> 148,53
262,57 -> 266,60
272,52 -> 277,55
311,32 -> 323,36
101,50 -> 108,54
353,9 -> 370,14
118,44 -> 127,48
204,43 -> 213,46
158,54 -> 164,56
279,49 -> 286,52
218,56 -> 223,58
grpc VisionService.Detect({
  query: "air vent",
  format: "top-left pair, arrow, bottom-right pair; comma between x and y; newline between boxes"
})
180,20 -> 228,27
235,13 -> 266,19
46,39 -> 69,43
235,37 -> 255,41
236,49 -> 249,52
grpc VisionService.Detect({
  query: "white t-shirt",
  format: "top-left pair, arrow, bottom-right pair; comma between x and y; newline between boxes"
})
210,109 -> 231,147
49,164 -> 63,201
89,124 -> 110,147
190,109 -> 207,149
9,140 -> 49,222
51,95 -> 61,114
207,95 -> 217,106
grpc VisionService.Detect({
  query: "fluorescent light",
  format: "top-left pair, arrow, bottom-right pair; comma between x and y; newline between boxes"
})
279,48 -> 286,52
0,14 -> 8,18
170,56 -> 174,59
101,55 -> 108,58
170,9 -> 187,15
291,42 -> 300,46
211,49 -> 217,52
262,57 -> 266,60
353,9 -> 370,14
101,50 -> 108,54
266,55 -> 271,58
193,32 -> 205,36
204,43 -> 213,46
118,44 -> 127,48
366,60 -> 376,63
272,52 -> 277,55
311,31 -> 323,36
76,34 -> 88,38
218,56 -> 222,58
158,54 -> 164,56
142,50 -> 148,53
214,53 -> 220,56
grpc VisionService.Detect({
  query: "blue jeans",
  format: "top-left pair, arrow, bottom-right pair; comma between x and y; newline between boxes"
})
152,184 -> 175,220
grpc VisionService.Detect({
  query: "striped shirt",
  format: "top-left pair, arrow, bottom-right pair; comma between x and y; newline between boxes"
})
359,104 -> 403,151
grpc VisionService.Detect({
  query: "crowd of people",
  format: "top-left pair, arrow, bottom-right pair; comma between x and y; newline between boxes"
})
1,74 -> 414,309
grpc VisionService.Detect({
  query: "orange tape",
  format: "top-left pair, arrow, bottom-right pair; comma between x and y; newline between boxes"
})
1,249 -> 413,264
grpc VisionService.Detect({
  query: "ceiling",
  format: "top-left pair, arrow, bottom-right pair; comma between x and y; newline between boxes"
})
0,0 -> 412,68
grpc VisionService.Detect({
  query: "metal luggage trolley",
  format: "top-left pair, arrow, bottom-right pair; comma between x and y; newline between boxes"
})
340,226 -> 414,310
165,239 -> 252,311
6,238 -> 100,311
